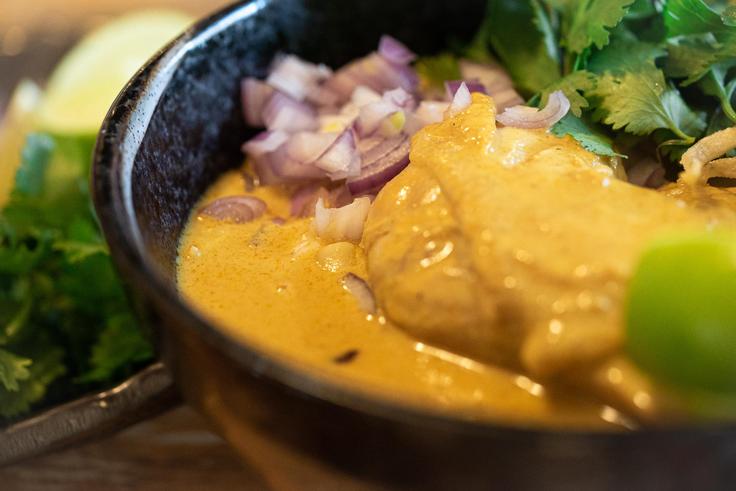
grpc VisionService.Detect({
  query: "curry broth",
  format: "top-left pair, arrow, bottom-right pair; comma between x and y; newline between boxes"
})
177,170 -> 627,429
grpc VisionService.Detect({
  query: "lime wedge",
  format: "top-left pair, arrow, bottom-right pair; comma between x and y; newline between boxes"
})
0,80 -> 43,207
38,10 -> 193,136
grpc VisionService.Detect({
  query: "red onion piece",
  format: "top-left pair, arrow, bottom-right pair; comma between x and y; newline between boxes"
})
445,80 -> 486,99
285,131 -> 340,163
351,86 -> 382,107
357,136 -> 384,154
199,196 -> 267,223
242,130 -> 288,157
325,53 -> 418,103
241,78 -> 274,127
457,59 -> 523,112
315,129 -> 362,180
290,184 -> 353,218
458,60 -> 514,95
444,82 -> 472,118
405,101 -> 449,134
262,91 -> 318,132
291,184 -> 329,217
314,196 -> 372,243
383,87 -> 416,110
251,156 -> 282,185
416,101 -> 449,124
267,54 -> 332,101
306,84 -> 340,107
378,35 -> 417,66
347,135 -> 410,195
341,273 -> 377,314
329,184 -> 354,208
356,100 -> 399,137
627,160 -> 667,188
269,145 -> 327,180
496,90 -> 570,129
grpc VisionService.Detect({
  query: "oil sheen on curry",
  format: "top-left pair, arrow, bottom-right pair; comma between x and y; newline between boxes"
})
178,94 -> 736,430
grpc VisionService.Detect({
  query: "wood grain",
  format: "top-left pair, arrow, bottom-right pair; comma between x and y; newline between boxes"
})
0,407 -> 269,491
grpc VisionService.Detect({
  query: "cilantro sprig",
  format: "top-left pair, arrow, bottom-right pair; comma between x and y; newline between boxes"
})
465,0 -> 735,161
0,134 -> 152,420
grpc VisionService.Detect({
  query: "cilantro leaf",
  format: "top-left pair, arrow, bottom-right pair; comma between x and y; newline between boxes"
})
0,349 -> 31,392
588,39 -> 666,75
79,314 -> 153,383
590,65 -> 706,141
565,0 -> 637,54
660,1 -> 736,122
663,0 -> 731,37
698,60 -> 736,123
1,133 -> 152,420
664,34 -> 722,83
480,0 -> 561,94
0,347 -> 65,418
551,113 -> 623,158
539,70 -> 596,117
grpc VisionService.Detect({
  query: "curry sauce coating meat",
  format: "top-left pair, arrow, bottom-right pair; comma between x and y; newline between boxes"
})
363,93 -> 736,422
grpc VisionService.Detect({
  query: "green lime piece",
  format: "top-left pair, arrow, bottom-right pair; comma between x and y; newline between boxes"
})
38,10 -> 193,135
626,231 -> 736,394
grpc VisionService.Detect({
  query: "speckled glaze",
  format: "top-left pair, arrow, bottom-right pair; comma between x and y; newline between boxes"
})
91,1 -> 736,489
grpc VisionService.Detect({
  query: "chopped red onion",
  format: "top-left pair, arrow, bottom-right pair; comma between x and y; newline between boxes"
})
326,53 -> 418,103
262,91 -> 318,132
325,69 -> 364,102
268,145 -> 327,181
241,78 -> 274,127
357,136 -> 384,154
251,156 -> 282,185
306,84 -> 340,107
627,159 -> 667,188
315,129 -> 362,180
378,35 -> 417,66
405,101 -> 449,134
496,90 -> 570,129
444,82 -> 472,118
285,131 -> 340,163
355,99 -> 399,137
341,273 -> 377,314
458,60 -> 515,95
242,130 -> 288,157
445,80 -> 486,99
457,59 -> 523,112
314,196 -> 372,243
291,184 -> 329,217
267,54 -> 332,101
199,195 -> 267,223
351,86 -> 383,107
383,87 -> 416,110
348,135 -> 410,195
329,184 -> 354,208
416,101 -> 449,124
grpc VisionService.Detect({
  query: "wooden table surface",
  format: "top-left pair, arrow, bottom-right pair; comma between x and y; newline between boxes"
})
0,407 -> 269,490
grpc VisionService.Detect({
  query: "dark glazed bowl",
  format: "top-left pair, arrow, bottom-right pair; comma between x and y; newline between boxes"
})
92,1 -> 736,489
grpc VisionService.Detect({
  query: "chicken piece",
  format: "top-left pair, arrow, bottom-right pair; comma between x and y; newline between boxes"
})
363,94 -> 736,420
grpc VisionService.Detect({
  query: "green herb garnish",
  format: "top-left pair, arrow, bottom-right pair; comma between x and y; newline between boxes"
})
0,134 -> 152,419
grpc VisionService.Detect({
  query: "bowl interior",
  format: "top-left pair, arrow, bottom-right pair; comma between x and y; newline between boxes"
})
92,2 -> 736,487
126,0 -> 485,278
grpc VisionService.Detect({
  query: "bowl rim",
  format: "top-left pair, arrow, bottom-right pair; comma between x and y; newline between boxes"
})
91,0 -> 736,440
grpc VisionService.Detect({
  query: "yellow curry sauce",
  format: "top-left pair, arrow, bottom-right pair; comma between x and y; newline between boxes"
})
178,94 -> 736,430
177,177 -> 625,430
